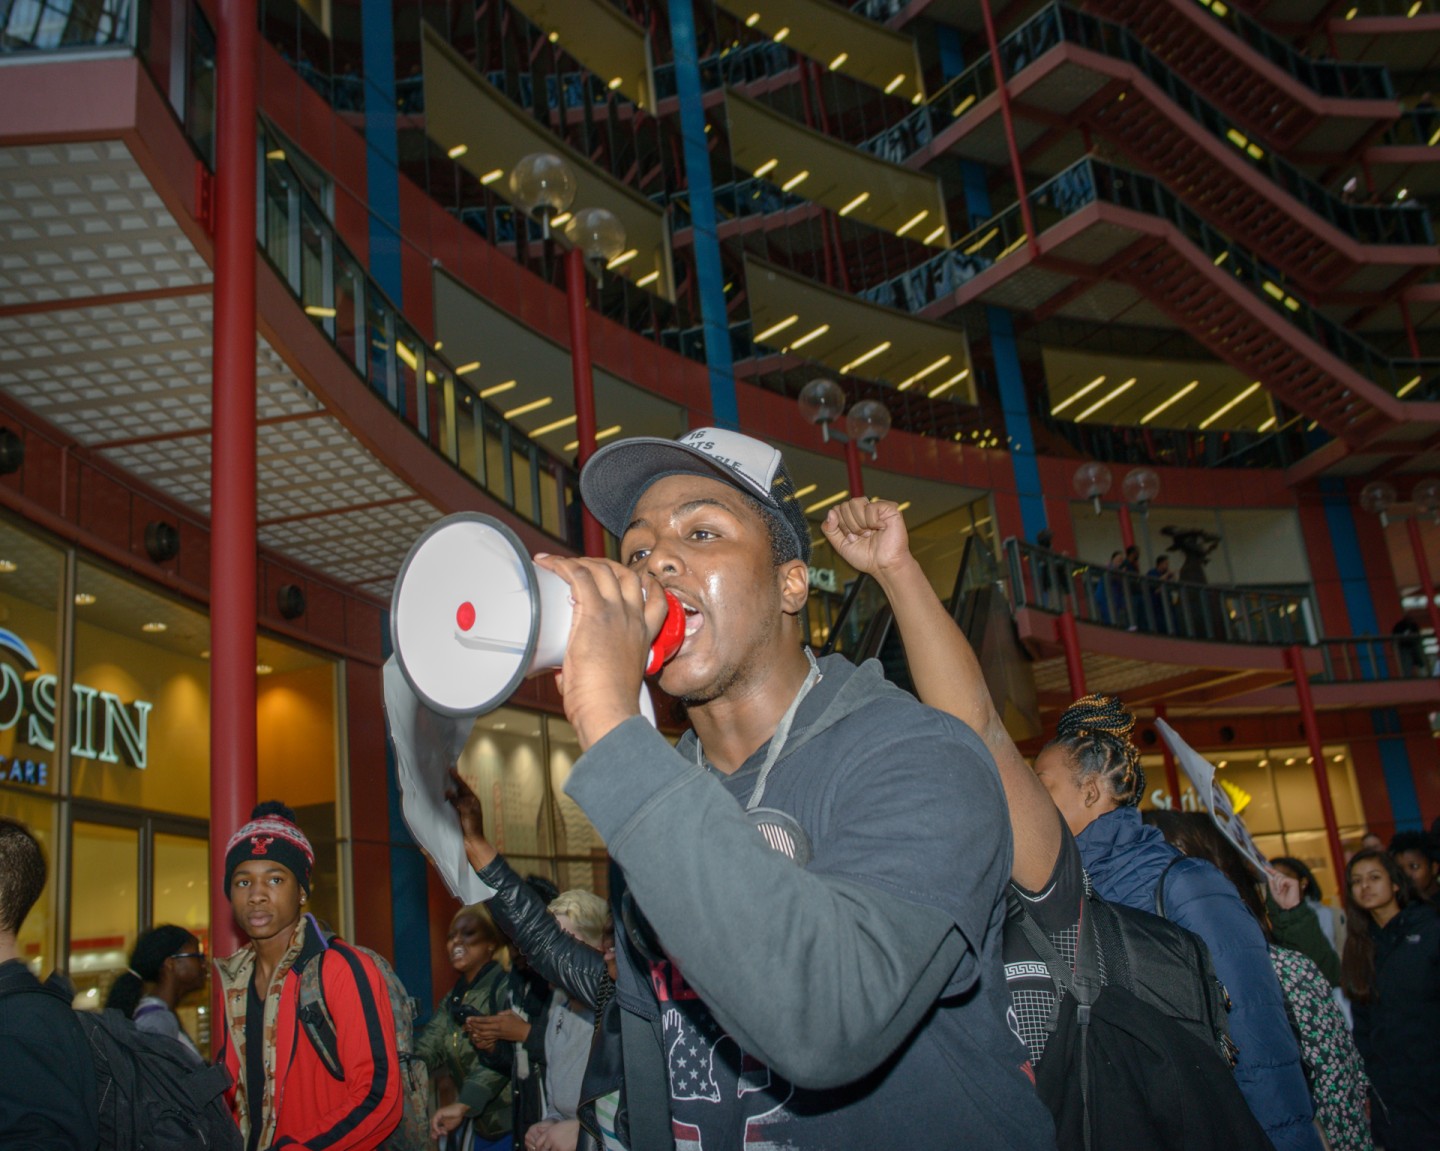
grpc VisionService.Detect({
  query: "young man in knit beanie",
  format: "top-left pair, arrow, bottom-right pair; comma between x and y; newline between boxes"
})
214,801 -> 403,1151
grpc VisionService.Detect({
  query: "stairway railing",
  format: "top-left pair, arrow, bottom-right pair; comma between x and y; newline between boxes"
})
864,156 -> 1440,403
860,3 -> 1430,249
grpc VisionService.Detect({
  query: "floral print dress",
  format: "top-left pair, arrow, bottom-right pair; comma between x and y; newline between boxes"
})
1271,946 -> 1372,1151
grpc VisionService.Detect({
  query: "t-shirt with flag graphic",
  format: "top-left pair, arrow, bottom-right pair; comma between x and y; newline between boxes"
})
651,957 -> 799,1149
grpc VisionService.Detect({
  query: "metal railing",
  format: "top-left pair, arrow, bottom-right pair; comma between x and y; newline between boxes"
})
1315,635 -> 1440,683
255,121 -> 581,544
1381,108 -> 1440,147
1191,0 -> 1393,100
865,157 -> 1440,403
859,3 -> 1430,248
1005,538 -> 1316,645
1036,410 -> 1315,470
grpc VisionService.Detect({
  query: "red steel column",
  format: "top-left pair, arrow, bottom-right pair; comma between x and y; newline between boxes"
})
1058,610 -> 1086,699
844,438 -> 865,501
210,0 -> 259,961
1285,645 -> 1346,882
1154,701 -> 1182,809
1406,517 -> 1440,644
566,248 -> 605,557
979,0 -> 1037,253
1117,504 -> 1135,551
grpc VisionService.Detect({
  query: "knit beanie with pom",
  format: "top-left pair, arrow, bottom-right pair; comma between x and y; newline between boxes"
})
224,800 -> 315,894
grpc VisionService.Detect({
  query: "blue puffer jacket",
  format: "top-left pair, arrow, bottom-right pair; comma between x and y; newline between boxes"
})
1078,807 -> 1320,1151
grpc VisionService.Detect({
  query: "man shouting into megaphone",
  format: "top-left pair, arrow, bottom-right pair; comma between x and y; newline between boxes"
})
449,428 -> 1055,1151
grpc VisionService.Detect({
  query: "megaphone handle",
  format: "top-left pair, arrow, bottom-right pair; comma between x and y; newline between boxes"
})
646,591 -> 686,676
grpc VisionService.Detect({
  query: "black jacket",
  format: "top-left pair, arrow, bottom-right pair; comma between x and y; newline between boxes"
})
0,960 -> 99,1150
478,854 -> 620,1151
1352,900 -> 1440,1150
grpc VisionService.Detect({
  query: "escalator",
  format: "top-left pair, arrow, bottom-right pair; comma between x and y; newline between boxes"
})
821,536 -> 1043,740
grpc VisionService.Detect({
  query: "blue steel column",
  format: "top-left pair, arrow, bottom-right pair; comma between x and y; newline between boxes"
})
942,33 -> 1047,542
1319,479 -> 1424,828
363,0 -> 430,1001
667,0 -> 739,428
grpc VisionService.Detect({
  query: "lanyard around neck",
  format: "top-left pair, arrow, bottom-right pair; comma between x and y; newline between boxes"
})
694,647 -> 823,812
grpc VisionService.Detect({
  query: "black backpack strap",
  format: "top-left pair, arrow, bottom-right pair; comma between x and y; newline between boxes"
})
1154,856 -> 1185,919
297,950 -> 345,1081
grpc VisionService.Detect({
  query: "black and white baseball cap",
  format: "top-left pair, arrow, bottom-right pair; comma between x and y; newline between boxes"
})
580,427 -> 812,564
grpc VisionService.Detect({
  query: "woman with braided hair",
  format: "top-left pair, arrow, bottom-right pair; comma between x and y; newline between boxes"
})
824,497 -> 1321,1151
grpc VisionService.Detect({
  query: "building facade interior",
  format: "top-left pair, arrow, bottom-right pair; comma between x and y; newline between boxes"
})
0,0 -> 1437,1050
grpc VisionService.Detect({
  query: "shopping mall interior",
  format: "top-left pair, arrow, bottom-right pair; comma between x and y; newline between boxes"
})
0,0 -> 1437,1050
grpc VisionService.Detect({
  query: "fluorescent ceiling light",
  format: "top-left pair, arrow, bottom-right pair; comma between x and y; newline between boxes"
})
550,212 -> 573,228
1140,380 -> 1199,425
447,144 -> 468,159
637,270 -> 660,287
895,210 -> 929,236
1075,377 -> 1136,421
1258,416 -> 1277,431
923,225 -> 946,244
829,53 -> 848,70
531,415 -> 578,436
480,380 -> 518,398
746,12 -> 761,25
505,397 -> 553,419
304,305 -> 336,318
789,323 -> 829,349
481,169 -> 504,184
793,483 -> 818,499
928,369 -> 969,398
951,94 -> 976,117
884,73 -> 906,94
781,170 -> 809,191
454,361 -> 481,375
896,355 -> 951,391
839,192 -> 870,216
1398,375 -> 1422,397
754,158 -> 779,178
805,490 -> 851,514
1050,374 -> 1106,415
840,341 -> 891,374
607,249 -> 639,269
1198,381 -> 1262,429
773,26 -> 790,41
755,315 -> 799,342
608,77 -> 624,89
564,426 -> 621,452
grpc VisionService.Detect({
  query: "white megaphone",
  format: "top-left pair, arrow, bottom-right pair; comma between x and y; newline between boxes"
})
390,512 -> 686,718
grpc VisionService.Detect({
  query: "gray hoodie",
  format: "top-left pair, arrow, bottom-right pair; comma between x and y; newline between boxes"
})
566,654 -> 1056,1149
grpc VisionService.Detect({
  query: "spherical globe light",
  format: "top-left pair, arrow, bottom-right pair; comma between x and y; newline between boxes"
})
1413,476 -> 1440,518
1073,462 -> 1113,515
1122,466 -> 1160,507
845,400 -> 892,455
1359,480 -> 1398,524
564,207 -> 627,267
798,379 -> 847,440
509,153 -> 577,234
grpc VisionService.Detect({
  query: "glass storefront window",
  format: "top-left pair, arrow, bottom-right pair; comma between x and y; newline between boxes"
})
70,562 -> 211,818
0,789 -> 57,974
0,518 -> 65,796
69,820 -> 140,1010
256,640 -> 342,938
154,832 -> 211,1055
547,717 -> 607,896
1140,744 -> 1366,908
457,706 -> 556,881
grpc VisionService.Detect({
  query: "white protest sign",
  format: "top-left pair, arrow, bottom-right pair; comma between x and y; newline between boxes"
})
1155,717 -> 1270,877
382,656 -> 495,904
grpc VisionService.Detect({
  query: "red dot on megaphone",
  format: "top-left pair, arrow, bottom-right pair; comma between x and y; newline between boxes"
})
456,601 -> 476,632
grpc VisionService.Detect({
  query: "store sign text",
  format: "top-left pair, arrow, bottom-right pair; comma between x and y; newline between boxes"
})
0,630 -> 152,771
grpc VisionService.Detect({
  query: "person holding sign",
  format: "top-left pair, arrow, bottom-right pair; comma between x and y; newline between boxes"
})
822,496 -> 1320,1151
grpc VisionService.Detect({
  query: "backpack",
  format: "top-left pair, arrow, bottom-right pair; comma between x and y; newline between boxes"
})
1007,888 -> 1267,1151
0,971 -> 241,1151
296,931 -> 430,1151
77,1005 -> 242,1151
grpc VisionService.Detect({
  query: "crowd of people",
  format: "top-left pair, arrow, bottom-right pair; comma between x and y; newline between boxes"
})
2,428 -> 1439,1151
